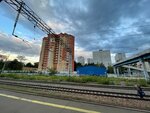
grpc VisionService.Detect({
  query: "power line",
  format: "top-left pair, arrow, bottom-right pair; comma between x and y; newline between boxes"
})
1,0 -> 72,53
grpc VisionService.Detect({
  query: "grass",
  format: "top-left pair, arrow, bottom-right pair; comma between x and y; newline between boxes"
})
0,73 -> 149,87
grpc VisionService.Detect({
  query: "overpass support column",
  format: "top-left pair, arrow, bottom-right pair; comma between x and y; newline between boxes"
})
113,67 -> 117,77
140,59 -> 149,80
147,61 -> 150,69
116,68 -> 120,77
128,65 -> 131,77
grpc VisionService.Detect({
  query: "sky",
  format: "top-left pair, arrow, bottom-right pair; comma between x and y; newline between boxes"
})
0,0 -> 150,64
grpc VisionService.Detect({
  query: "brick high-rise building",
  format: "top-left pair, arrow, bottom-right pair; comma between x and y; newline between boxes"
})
38,33 -> 74,73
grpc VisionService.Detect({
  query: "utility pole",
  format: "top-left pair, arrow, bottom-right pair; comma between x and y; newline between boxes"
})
12,2 -> 24,36
68,50 -> 72,77
1,55 -> 9,74
0,0 -> 73,74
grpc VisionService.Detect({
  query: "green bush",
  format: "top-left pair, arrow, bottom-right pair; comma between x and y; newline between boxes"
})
0,74 -> 150,87
138,79 -> 147,87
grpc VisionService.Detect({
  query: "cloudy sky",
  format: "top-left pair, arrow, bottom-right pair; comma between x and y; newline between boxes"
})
0,0 -> 150,63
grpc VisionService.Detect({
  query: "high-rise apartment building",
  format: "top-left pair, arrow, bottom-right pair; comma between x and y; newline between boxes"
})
115,53 -> 126,62
93,50 -> 111,67
77,56 -> 85,65
38,33 -> 74,72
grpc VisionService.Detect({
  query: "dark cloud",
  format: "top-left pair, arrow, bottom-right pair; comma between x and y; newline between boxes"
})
0,32 -> 40,56
0,0 -> 150,56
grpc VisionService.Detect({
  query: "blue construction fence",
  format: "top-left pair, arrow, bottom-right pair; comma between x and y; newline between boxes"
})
76,66 -> 107,76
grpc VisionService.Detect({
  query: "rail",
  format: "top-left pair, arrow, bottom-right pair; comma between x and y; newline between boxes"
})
0,79 -> 150,101
1,78 -> 150,91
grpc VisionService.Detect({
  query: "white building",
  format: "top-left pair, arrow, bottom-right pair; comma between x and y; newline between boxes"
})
115,53 -> 126,62
87,58 -> 93,64
93,50 -> 111,67
77,56 -> 85,65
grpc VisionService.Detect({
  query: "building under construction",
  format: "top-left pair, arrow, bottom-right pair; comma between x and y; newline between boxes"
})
38,33 -> 74,73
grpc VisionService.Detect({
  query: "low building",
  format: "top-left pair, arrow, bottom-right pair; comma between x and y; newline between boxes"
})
77,56 -> 85,65
115,53 -> 126,62
87,58 -> 93,64
77,66 -> 107,76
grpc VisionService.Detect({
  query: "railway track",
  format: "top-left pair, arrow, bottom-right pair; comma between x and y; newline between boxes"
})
0,79 -> 150,101
1,78 -> 150,91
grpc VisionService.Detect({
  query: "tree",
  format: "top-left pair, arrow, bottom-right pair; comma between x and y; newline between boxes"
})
107,66 -> 114,73
87,63 -> 95,66
48,68 -> 57,75
76,62 -> 82,68
34,62 -> 39,68
0,60 -> 4,70
84,63 -> 88,66
74,61 -> 83,71
17,55 -> 27,62
96,63 -> 106,68
6,59 -> 23,70
119,67 -> 126,74
100,63 -> 105,67
74,61 -> 77,71
26,62 -> 34,67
